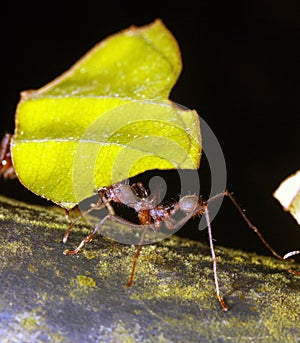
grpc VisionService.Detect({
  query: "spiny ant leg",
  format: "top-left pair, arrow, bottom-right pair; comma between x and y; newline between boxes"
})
204,208 -> 228,311
125,227 -> 149,287
63,213 -> 85,243
63,214 -> 114,255
63,199 -> 109,243
63,206 -> 87,239
64,212 -> 148,255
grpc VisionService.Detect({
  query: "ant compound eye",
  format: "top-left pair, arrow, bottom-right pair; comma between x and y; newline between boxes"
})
178,195 -> 199,213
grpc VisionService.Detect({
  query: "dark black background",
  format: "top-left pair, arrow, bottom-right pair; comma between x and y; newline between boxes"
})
1,1 -> 299,257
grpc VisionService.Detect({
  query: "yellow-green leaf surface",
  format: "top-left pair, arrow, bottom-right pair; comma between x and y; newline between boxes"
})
273,170 -> 300,225
11,19 -> 201,209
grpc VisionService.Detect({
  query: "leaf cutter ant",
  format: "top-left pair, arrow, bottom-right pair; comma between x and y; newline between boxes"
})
62,181 -> 285,311
0,134 -> 292,310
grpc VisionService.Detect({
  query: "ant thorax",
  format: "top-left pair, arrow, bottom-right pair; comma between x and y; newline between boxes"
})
103,182 -> 161,213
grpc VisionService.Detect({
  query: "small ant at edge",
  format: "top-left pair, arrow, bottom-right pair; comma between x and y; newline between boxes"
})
0,133 -> 16,180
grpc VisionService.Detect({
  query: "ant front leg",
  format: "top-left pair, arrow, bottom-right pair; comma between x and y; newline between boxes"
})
62,199 -> 108,243
63,210 -> 149,287
63,213 -> 116,255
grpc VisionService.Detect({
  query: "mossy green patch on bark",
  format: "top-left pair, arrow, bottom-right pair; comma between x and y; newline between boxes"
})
76,275 -> 97,288
0,194 -> 299,342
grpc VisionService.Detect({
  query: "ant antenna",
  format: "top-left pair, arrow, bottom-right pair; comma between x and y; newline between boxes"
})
225,190 -> 285,259
63,210 -> 146,255
207,190 -> 285,260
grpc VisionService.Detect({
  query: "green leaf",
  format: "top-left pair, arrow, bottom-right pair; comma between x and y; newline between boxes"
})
11,19 -> 201,209
273,170 -> 300,225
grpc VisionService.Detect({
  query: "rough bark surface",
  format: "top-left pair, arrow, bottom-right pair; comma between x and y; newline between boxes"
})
0,195 -> 299,343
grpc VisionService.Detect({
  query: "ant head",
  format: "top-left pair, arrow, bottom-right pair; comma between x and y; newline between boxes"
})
178,195 -> 201,213
113,183 -> 138,208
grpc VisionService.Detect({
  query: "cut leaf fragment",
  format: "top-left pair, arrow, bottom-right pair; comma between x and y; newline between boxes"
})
11,20 -> 202,209
35,19 -> 182,100
273,170 -> 300,225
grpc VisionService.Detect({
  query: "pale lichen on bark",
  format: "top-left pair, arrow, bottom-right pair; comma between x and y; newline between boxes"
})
0,194 -> 299,342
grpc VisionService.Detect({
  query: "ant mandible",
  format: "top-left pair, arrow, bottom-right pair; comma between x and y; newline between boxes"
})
62,181 -> 285,311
